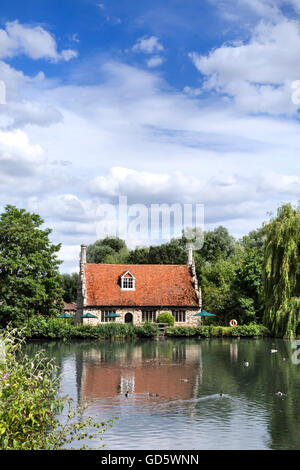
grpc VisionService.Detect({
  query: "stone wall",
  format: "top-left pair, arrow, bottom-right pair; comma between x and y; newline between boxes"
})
81,307 -> 200,326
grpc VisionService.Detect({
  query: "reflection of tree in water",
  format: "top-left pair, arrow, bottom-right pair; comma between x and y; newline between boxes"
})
24,338 -> 300,449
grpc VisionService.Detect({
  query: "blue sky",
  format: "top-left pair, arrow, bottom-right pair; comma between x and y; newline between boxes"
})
0,0 -> 300,271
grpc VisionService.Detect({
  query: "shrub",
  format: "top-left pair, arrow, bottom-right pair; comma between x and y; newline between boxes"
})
135,322 -> 159,338
0,326 -> 114,449
24,316 -> 74,340
156,312 -> 175,326
166,324 -> 270,338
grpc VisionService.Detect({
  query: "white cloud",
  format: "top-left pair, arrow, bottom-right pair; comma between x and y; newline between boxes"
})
0,21 -> 78,62
146,56 -> 164,68
132,36 -> 164,54
0,129 -> 44,171
189,18 -> 300,114
183,86 -> 202,97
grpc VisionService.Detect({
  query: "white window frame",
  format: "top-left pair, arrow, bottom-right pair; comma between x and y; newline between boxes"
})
121,271 -> 135,290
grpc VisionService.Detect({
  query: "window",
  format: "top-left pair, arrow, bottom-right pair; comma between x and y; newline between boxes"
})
122,277 -> 134,289
172,310 -> 186,323
142,310 -> 156,323
121,271 -> 135,290
101,310 -> 116,322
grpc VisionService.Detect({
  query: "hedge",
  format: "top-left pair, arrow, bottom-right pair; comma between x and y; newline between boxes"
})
166,324 -> 270,338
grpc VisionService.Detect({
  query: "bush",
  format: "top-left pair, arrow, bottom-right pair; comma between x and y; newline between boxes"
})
166,324 -> 270,338
22,317 -> 270,340
156,312 -> 175,326
135,322 -> 159,338
230,323 -> 270,337
0,326 -> 114,449
24,316 -> 74,340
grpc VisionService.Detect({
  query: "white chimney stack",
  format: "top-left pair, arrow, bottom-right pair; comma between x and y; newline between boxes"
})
80,244 -> 87,268
187,243 -> 193,266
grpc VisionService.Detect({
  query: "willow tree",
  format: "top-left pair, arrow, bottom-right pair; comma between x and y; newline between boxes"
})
262,203 -> 300,338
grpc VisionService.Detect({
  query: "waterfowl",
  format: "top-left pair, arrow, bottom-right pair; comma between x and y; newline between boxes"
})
220,391 -> 224,397
276,391 -> 283,397
242,360 -> 249,367
125,391 -> 129,397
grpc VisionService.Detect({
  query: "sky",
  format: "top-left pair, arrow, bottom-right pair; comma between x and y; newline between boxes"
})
0,0 -> 300,272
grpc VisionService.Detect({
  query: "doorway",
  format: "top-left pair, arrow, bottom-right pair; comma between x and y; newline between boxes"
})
124,312 -> 133,324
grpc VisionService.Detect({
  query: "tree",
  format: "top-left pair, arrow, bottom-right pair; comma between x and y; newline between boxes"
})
232,230 -> 265,323
61,273 -> 79,303
128,239 -> 187,265
0,206 -> 63,327
86,237 -> 129,264
128,247 -> 150,264
262,203 -> 300,338
198,226 -> 236,262
199,256 -> 239,324
148,240 -> 187,264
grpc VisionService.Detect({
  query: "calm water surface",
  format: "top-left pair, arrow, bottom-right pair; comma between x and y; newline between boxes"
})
25,338 -> 300,450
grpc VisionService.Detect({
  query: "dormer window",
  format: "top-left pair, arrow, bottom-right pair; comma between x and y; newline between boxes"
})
121,271 -> 135,290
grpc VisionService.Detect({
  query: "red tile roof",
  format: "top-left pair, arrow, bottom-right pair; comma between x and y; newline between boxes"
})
85,264 -> 198,307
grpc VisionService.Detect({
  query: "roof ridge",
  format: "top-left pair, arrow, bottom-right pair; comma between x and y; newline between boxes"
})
86,263 -> 189,267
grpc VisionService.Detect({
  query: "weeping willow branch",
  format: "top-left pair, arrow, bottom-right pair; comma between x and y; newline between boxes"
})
262,204 -> 300,338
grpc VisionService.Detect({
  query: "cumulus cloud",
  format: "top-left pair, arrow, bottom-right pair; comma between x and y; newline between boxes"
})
0,129 -> 44,174
146,56 -> 164,68
132,36 -> 164,54
87,166 -> 300,207
0,21 -> 78,62
189,19 -> 300,114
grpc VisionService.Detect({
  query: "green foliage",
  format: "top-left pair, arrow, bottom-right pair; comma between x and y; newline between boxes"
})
0,206 -> 63,327
199,256 -> 239,324
23,318 -> 159,340
86,237 -> 129,264
156,312 -> 175,326
24,316 -> 74,340
166,324 -> 270,338
196,226 -> 236,262
61,273 -> 78,303
128,239 -> 187,265
0,327 -> 114,449
128,247 -> 150,264
262,203 -> 300,338
135,322 -> 159,338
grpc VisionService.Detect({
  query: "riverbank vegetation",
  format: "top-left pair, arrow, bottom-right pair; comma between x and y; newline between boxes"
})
21,317 -> 270,340
23,316 -> 159,340
0,327 -> 113,450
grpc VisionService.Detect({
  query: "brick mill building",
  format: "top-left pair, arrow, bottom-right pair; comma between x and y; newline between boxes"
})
75,244 -> 202,326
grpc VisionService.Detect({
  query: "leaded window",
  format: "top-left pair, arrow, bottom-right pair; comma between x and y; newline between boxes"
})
172,310 -> 186,323
142,310 -> 157,323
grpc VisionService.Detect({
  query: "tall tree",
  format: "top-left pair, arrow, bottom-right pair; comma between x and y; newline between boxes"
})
262,203 -> 300,338
86,237 -> 129,264
0,206 -> 63,327
61,273 -> 79,303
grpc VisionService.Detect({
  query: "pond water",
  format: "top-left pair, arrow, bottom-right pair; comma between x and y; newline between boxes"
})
25,338 -> 300,450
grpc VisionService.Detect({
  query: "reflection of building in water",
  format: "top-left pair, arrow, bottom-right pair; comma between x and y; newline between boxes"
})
120,374 -> 135,393
77,343 -> 203,403
230,343 -> 238,363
